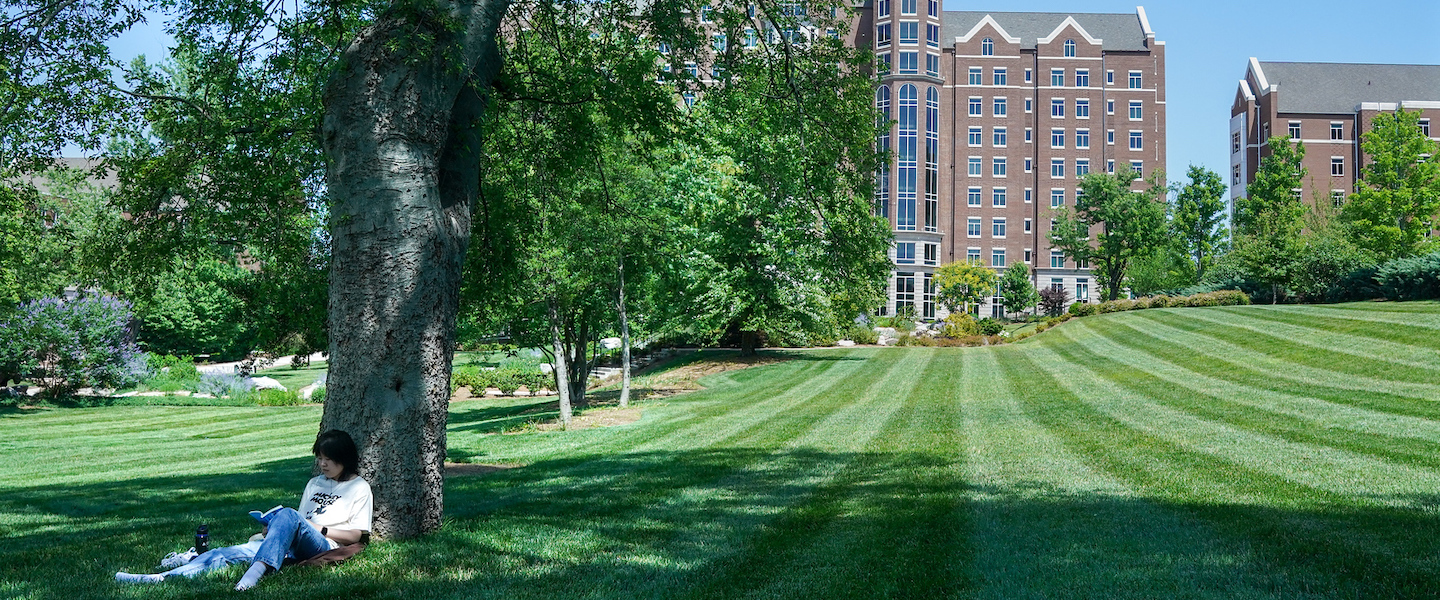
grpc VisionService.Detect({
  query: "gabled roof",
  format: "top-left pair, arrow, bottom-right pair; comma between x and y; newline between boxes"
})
940,11 -> 1150,51
1253,61 -> 1440,114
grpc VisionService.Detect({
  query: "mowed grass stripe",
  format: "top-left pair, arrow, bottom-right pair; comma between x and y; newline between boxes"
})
1114,311 -> 1440,404
1181,308 -> 1440,377
1137,309 -> 1440,386
1052,322 -> 1440,471
1000,349 -> 1440,597
1219,305 -> 1440,351
677,350 -> 970,600
1256,303 -> 1440,331
973,347 -> 1294,599
1320,300 -> 1440,314
1025,340 -> 1440,502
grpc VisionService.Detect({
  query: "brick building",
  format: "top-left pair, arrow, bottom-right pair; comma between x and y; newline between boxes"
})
1229,60 -> 1440,219
867,7 -> 1166,318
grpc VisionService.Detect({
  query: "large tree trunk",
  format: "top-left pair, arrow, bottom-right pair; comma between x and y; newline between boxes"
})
317,0 -> 509,539
740,330 -> 758,356
617,256 -> 631,408
569,314 -> 589,406
548,298 -> 573,428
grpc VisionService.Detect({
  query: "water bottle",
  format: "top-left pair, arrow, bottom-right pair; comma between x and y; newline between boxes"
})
195,524 -> 210,555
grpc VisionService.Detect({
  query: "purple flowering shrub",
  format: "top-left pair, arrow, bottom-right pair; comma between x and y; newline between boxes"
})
2,296 -> 144,396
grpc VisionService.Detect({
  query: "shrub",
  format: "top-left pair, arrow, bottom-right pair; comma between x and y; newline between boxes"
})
132,258 -> 255,361
251,388 -> 303,406
1374,251 -> 1440,301
1038,286 -> 1070,317
198,371 -> 254,397
1207,290 -> 1251,306
2,296 -> 144,396
939,313 -> 979,338
976,318 -> 1004,336
844,324 -> 879,345
310,387 -> 326,404
1068,302 -> 1098,317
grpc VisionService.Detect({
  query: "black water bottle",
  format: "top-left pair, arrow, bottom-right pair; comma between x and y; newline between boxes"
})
195,524 -> 210,555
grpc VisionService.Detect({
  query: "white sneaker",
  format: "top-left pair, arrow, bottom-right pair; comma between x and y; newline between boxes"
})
158,548 -> 198,569
116,572 -> 164,584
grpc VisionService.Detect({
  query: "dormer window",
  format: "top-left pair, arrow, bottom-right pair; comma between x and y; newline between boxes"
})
1063,39 -> 1076,57
981,38 -> 994,56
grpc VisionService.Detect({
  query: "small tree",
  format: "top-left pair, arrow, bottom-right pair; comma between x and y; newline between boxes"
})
4,296 -> 144,396
1234,136 -> 1309,302
1038,285 -> 1070,317
1049,166 -> 1168,301
1341,108 -> 1440,261
935,260 -> 997,316
1171,165 -> 1230,281
998,263 -> 1039,317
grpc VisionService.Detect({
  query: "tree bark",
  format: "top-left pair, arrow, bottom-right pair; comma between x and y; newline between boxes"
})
740,330 -> 757,356
548,298 -> 573,428
569,313 -> 589,406
317,0 -> 509,539
617,256 -> 631,408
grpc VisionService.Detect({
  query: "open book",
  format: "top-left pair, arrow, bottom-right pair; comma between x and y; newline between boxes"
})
249,505 -> 285,524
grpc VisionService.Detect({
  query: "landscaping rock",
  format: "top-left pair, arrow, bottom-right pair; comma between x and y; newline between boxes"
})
247,377 -> 287,391
599,337 -> 623,349
836,339 -> 856,347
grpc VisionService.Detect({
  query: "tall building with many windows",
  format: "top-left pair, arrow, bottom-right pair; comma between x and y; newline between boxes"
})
1229,60 -> 1440,219
868,7 -> 1166,318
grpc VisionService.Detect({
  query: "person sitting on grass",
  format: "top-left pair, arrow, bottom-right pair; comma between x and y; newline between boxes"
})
116,537 -> 265,583
116,430 -> 372,590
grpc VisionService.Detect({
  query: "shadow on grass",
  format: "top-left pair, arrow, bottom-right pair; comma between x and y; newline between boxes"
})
7,446 -> 1440,599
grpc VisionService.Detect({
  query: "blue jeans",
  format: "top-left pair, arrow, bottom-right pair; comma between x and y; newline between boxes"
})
161,540 -> 263,578
252,508 -> 331,571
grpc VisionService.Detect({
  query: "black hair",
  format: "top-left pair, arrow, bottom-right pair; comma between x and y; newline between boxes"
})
313,430 -> 360,479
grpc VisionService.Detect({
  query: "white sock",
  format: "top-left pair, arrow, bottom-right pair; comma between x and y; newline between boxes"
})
115,572 -> 164,584
234,561 -> 269,591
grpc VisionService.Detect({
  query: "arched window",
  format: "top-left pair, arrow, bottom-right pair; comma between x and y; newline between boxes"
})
981,37 -> 994,56
1063,39 -> 1076,57
897,84 -> 918,231
924,87 -> 939,233
875,86 -> 891,218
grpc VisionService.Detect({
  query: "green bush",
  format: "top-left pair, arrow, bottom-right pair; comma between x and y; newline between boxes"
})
1375,251 -> 1440,301
976,318 -> 1004,336
844,324 -> 879,345
309,387 -> 326,404
133,258 -> 255,361
1068,302 -> 1098,317
251,388 -> 303,406
939,313 -> 979,338
2,296 -> 146,396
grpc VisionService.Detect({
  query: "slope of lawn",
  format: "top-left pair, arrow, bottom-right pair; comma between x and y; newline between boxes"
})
3,301 -> 1440,599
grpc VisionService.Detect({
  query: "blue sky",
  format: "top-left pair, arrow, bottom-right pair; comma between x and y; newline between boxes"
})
108,1 -> 1440,186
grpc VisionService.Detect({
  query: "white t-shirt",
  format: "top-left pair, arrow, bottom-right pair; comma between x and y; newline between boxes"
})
298,474 -> 372,548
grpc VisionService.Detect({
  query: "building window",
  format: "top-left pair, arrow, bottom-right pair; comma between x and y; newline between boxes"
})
1076,278 -> 1089,302
981,37 -> 993,55
1076,159 -> 1090,177
1107,159 -> 1115,173
899,21 -> 919,44
924,243 -> 938,266
928,0 -> 938,16
968,97 -> 982,116
1051,128 -> 1065,149
1024,68 -> 1032,82
1129,130 -> 1143,150
897,84 -> 918,231
993,157 -> 1007,176
1331,157 -> 1344,176
899,51 -> 918,74
993,97 -> 1007,116
1331,122 -> 1344,140
1076,99 -> 1090,118
874,86 -> 890,218
1107,99 -> 1115,115
1024,128 -> 1032,143
968,126 -> 982,146
1051,188 -> 1065,207
925,86 -> 939,233
1232,132 -> 1241,153
1076,129 -> 1090,149
993,218 -> 1006,238
1129,100 -> 1142,121
1063,39 -> 1076,57
1051,98 -> 1064,117
1128,71 -> 1142,88
993,187 -> 1007,207
967,217 -> 981,237
926,54 -> 940,78
682,91 -> 696,108
1050,68 -> 1064,87
878,0 -> 890,16
1106,70 -> 1114,85
1024,249 -> 1032,263
896,242 -> 916,264
1130,160 -> 1143,176
877,53 -> 891,74
968,248 -> 981,262
968,157 -> 981,176
1024,157 -> 1032,172
1107,129 -> 1114,145
1075,69 -> 1089,87
967,186 -> 982,206
1051,251 -> 1065,268
1050,159 -> 1064,179
1288,121 -> 1301,139
993,127 -> 1007,147
1024,98 -> 1033,113
968,67 -> 982,85
895,272 -> 915,315
901,0 -> 916,15
1024,188 -> 1033,203
992,248 -> 1006,267
1024,218 -> 1032,233
1422,119 -> 1432,137
1232,165 -> 1240,185
926,23 -> 940,47
993,67 -> 1007,86
700,5 -> 712,22
1331,190 -> 1346,207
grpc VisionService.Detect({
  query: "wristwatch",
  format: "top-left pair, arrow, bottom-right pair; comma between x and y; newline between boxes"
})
321,526 -> 328,537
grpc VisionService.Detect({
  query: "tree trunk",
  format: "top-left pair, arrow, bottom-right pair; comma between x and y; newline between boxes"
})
617,257 -> 631,408
740,330 -> 757,356
317,0 -> 509,539
569,314 -> 589,406
548,298 -> 573,428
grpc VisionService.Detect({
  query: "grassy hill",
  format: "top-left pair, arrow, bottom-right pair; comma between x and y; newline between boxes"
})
3,302 -> 1439,599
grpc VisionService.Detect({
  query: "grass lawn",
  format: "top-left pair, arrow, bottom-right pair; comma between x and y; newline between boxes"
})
254,360 -> 329,391
5,301 -> 1440,599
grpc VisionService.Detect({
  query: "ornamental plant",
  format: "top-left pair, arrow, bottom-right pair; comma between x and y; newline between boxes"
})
2,296 -> 144,396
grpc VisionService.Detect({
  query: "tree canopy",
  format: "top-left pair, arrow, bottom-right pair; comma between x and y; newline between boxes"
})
1048,167 -> 1167,302
1341,109 -> 1440,261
